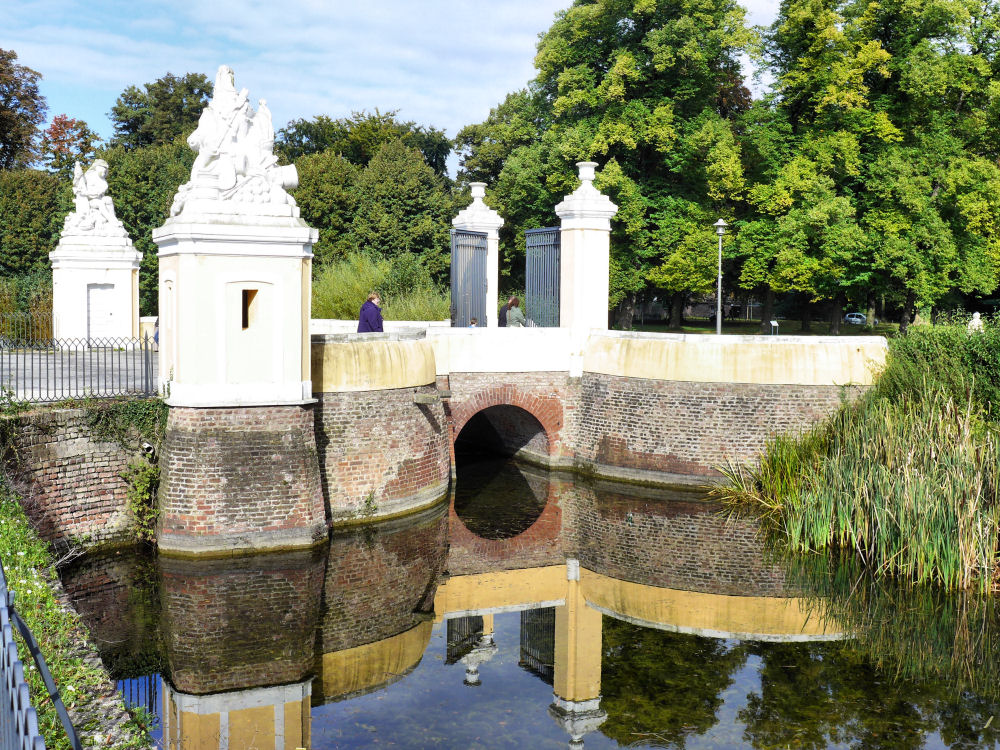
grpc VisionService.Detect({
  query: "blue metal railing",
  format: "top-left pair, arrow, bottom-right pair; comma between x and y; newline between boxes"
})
0,558 -> 81,750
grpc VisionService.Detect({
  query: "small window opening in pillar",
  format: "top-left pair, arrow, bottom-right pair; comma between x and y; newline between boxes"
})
241,289 -> 258,330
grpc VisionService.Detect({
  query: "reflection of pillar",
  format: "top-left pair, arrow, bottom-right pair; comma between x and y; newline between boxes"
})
162,680 -> 311,750
551,559 -> 606,748
452,183 -> 504,327
461,614 -> 497,686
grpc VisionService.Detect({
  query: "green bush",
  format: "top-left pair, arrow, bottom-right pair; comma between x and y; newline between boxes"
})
312,251 -> 450,321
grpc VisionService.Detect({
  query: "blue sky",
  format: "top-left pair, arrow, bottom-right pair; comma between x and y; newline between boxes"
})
4,0 -> 780,148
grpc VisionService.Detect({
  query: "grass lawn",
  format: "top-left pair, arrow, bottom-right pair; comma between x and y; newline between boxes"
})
633,317 -> 899,337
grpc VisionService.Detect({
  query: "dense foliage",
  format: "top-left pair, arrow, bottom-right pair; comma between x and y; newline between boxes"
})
718,322 -> 1000,591
455,0 -> 1000,325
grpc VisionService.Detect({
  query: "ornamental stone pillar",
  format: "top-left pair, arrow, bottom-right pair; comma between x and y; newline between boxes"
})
555,162 -> 618,334
555,162 -> 618,375
452,182 -> 503,326
153,65 -> 326,556
50,160 -> 141,341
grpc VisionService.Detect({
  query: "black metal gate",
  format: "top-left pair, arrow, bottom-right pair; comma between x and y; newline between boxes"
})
451,229 -> 488,327
525,228 -> 560,327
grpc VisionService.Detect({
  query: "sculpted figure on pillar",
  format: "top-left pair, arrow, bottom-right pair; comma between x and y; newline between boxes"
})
62,159 -> 128,237
170,65 -> 298,217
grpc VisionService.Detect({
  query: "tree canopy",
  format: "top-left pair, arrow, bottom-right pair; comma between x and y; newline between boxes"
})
0,48 -> 47,170
108,72 -> 212,150
277,110 -> 451,177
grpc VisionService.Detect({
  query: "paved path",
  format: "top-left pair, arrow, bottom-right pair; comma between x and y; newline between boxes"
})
0,343 -> 159,403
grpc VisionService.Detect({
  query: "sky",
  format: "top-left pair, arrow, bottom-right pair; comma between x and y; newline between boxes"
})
4,0 -> 780,158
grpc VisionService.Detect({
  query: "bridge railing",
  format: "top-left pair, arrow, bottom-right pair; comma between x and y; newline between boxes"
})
0,557 -> 82,750
0,335 -> 157,404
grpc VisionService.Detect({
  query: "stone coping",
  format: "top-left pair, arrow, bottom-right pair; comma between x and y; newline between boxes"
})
311,330 -> 426,343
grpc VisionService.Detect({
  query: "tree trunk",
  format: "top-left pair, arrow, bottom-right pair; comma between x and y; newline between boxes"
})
829,296 -> 844,336
865,292 -> 877,327
899,291 -> 917,335
613,294 -> 636,330
669,291 -> 684,329
758,286 -> 775,334
799,294 -> 812,333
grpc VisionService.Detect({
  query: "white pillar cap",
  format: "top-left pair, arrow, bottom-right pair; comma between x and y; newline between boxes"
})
555,162 -> 618,231
453,182 -> 504,234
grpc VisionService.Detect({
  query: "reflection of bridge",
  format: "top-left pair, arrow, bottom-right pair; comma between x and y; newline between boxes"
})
153,559 -> 843,750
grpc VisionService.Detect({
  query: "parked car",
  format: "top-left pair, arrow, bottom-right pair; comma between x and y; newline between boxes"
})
844,312 -> 867,325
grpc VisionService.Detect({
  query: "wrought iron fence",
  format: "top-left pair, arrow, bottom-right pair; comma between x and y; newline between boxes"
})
525,228 -> 560,327
451,229 -> 488,327
0,336 -> 156,404
0,557 -> 81,750
0,314 -> 52,344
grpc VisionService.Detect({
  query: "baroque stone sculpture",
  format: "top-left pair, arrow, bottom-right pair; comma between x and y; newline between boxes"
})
170,65 -> 298,217
62,159 -> 128,237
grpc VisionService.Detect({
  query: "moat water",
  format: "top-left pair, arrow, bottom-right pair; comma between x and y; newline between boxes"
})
60,457 -> 1000,749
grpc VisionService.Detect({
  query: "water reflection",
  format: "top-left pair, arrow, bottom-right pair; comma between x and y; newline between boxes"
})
58,460 -> 1000,749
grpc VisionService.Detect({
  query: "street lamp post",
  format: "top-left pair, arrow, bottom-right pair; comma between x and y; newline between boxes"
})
714,219 -> 728,335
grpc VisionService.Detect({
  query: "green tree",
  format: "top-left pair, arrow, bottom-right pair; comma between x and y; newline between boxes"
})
108,72 -> 212,150
292,149 -> 359,267
39,114 -> 102,179
0,169 -> 68,276
0,49 -> 47,170
100,141 -> 195,314
347,139 -> 453,279
277,110 -> 451,176
458,0 -> 754,319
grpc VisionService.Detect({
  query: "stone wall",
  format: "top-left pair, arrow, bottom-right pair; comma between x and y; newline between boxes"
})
314,386 -> 450,524
157,405 -> 327,556
5,408 -> 135,548
576,373 -> 859,479
564,480 -> 790,597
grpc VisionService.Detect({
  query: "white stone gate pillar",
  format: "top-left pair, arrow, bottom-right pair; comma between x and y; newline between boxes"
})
452,182 -> 503,326
50,160 -> 141,341
555,162 -> 618,374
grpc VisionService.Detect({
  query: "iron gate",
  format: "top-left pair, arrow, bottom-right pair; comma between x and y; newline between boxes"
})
525,228 -> 560,327
450,229 -> 488,327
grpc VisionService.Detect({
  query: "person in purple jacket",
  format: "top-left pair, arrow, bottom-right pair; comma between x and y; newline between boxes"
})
357,292 -> 384,333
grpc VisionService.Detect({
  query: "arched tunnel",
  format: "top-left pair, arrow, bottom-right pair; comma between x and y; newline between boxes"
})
452,405 -> 551,540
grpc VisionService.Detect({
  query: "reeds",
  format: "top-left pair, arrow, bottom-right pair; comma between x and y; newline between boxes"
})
717,322 -> 1000,591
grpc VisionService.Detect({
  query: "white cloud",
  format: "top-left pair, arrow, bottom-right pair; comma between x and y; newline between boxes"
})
3,0 -> 781,154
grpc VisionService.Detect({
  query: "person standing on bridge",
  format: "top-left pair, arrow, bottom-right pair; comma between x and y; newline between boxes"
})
358,292 -> 384,333
507,297 -> 525,327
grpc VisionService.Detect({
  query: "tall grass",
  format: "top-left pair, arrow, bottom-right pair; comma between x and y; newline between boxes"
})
717,321 -> 1000,592
312,251 -> 450,322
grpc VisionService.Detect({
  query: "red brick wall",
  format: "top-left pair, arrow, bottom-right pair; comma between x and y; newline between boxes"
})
158,405 -> 327,555
444,372 -> 578,466
576,374 -> 862,478
160,550 -> 325,694
6,408 -> 134,548
314,386 -> 450,523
